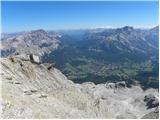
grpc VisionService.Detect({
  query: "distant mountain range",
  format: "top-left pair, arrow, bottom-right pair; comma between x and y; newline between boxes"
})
1,26 -> 159,89
1,29 -> 60,57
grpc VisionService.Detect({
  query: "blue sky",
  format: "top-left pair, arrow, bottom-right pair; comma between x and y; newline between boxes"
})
1,1 -> 159,33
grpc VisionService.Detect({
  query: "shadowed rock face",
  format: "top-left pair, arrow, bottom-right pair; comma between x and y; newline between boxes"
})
1,55 -> 159,119
144,94 -> 159,109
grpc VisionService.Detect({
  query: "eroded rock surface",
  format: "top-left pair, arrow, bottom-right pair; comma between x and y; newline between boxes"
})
1,55 -> 159,118
142,107 -> 159,119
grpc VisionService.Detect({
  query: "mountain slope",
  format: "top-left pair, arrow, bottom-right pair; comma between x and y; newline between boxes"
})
1,29 -> 60,57
1,55 -> 159,118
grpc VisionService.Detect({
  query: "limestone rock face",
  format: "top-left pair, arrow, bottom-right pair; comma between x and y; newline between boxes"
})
1,55 -> 159,118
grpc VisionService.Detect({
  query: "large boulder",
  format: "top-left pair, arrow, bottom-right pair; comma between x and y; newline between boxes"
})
29,54 -> 40,64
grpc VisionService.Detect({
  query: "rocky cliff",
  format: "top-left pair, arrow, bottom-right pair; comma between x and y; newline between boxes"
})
1,55 -> 159,118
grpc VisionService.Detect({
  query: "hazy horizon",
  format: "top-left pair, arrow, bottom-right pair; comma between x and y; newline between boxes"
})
2,25 -> 159,34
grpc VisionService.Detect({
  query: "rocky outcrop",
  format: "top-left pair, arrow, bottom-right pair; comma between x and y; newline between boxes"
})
144,94 -> 159,109
141,94 -> 159,119
1,55 -> 159,118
